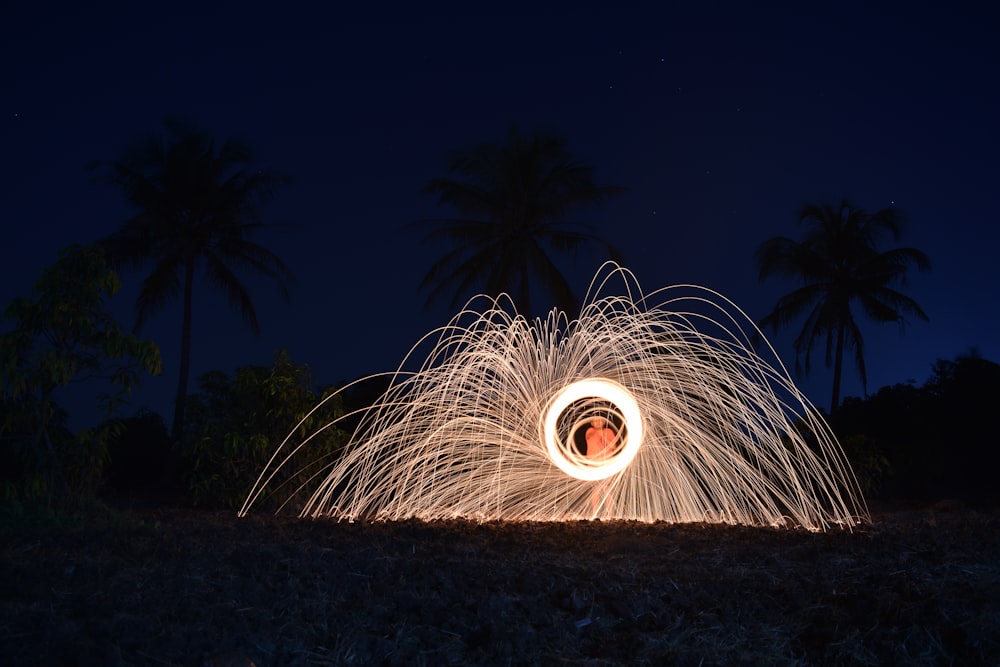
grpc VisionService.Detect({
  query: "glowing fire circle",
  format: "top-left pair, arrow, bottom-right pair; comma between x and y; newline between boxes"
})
542,378 -> 644,481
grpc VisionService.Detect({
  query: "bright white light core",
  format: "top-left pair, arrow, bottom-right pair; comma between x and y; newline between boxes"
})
543,378 -> 643,481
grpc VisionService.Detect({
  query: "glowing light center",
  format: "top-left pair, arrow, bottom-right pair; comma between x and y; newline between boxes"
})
543,378 -> 644,481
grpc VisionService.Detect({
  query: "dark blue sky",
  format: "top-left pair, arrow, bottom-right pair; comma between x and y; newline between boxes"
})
4,2 -> 998,426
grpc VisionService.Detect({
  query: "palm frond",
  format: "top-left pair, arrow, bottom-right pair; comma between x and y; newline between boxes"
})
134,257 -> 183,331
412,126 -> 624,316
758,198 -> 930,411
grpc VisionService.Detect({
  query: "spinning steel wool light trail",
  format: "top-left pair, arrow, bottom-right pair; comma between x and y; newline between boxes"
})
241,264 -> 867,530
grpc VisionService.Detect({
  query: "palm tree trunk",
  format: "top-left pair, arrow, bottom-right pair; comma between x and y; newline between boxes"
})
171,259 -> 195,455
831,325 -> 845,415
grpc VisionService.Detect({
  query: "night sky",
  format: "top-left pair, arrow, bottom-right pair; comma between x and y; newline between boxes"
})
4,3 -> 998,427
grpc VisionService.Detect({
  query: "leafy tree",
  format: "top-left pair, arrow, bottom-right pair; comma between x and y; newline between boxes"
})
0,245 -> 161,504
831,350 -> 1000,506
184,349 -> 347,509
920,350 -> 1000,504
833,382 -> 928,500
0,394 -> 74,504
837,433 -> 891,499
413,124 -> 625,318
755,198 -> 931,413
97,117 -> 294,450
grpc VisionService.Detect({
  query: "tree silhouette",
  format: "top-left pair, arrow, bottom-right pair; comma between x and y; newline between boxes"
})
98,118 -> 293,449
832,350 -> 1000,505
184,349 -> 347,510
412,125 -> 625,318
0,245 -> 161,502
755,198 -> 931,414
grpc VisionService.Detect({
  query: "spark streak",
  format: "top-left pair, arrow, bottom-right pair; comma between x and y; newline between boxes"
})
242,264 -> 867,529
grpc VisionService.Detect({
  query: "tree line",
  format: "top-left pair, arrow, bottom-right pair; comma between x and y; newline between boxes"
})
3,118 -> 980,513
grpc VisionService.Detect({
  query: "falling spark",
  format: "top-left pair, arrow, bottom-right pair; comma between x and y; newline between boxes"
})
241,264 -> 867,530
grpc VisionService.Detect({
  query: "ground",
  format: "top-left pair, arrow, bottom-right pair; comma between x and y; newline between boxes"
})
1,503 -> 998,666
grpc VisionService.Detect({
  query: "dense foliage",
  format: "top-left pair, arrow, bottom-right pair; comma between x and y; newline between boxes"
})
182,349 -> 348,509
832,351 -> 1000,506
0,245 -> 161,506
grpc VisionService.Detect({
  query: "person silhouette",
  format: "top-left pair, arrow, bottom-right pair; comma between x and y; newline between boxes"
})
585,416 -> 618,516
585,416 -> 617,459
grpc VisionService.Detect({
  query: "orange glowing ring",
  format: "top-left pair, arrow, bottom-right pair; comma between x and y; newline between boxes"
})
542,378 -> 643,480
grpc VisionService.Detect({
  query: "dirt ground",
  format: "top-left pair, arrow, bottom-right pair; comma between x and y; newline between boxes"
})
1,503 -> 998,666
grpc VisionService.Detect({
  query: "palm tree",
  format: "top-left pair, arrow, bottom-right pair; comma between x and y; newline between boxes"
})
413,125 -> 625,318
755,198 -> 931,414
98,118 -> 293,447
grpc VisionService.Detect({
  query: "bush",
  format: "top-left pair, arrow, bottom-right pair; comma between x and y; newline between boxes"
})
183,350 -> 348,510
839,434 -> 890,498
832,352 -> 1000,507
